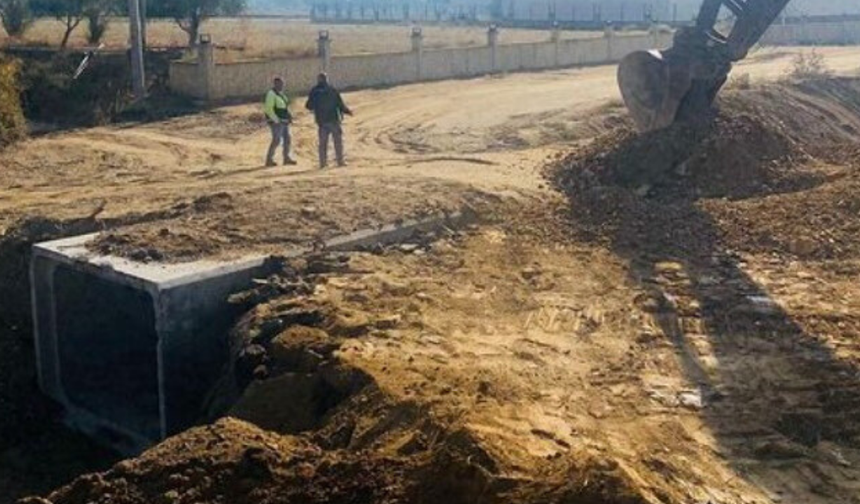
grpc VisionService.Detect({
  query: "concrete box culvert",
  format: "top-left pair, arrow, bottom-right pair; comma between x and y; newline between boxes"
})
31,210 -> 475,453
31,233 -> 278,453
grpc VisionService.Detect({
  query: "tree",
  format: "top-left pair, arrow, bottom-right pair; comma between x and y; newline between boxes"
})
149,0 -> 245,47
85,0 -> 115,44
31,0 -> 114,48
0,0 -> 32,37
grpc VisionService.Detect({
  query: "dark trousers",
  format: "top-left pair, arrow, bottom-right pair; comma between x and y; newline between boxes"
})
318,122 -> 344,167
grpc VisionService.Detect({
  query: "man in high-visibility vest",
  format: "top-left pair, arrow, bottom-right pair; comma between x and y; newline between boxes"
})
264,77 -> 297,167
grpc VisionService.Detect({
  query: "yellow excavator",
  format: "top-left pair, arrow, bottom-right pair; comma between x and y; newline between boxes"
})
618,0 -> 791,132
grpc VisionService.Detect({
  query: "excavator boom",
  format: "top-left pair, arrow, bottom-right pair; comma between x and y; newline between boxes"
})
618,0 -> 790,133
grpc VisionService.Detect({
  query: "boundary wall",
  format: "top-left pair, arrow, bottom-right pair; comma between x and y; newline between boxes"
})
762,20 -> 860,46
170,27 -> 672,101
170,20 -> 860,102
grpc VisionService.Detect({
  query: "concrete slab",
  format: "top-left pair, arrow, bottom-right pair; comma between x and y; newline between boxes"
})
31,210 -> 475,453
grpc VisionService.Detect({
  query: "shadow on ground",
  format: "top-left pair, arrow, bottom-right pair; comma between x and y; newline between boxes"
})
551,108 -> 860,501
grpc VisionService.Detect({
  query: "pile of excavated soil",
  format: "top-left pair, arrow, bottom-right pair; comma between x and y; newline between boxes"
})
22,417 -> 412,504
551,78 -> 860,261
88,178 -> 490,263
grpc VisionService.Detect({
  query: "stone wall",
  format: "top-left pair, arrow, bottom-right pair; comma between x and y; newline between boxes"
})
169,28 -> 672,102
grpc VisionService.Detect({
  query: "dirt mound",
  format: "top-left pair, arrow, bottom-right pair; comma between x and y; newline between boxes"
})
551,79 -> 860,261
704,163 -> 860,260
556,112 -> 813,201
26,417 -> 410,504
86,178 -> 486,263
725,77 -> 860,159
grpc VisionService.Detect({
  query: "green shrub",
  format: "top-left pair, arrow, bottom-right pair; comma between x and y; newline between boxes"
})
0,56 -> 26,149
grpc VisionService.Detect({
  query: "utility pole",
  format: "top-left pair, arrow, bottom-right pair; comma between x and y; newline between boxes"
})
140,0 -> 147,49
128,0 -> 146,98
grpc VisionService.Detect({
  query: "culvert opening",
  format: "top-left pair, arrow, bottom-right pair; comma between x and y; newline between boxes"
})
54,264 -> 161,441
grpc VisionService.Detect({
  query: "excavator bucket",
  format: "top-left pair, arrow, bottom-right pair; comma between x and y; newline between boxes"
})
617,49 -> 694,133
617,0 -> 791,133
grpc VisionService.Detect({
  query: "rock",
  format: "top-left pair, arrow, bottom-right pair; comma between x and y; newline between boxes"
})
789,237 -> 818,257
374,314 -> 401,330
636,331 -> 662,345
739,295 -> 780,316
253,365 -> 269,380
236,344 -> 268,384
634,291 -> 675,313
399,243 -> 420,253
677,390 -> 704,410
753,439 -> 809,460
521,267 -> 541,281
270,326 -> 336,371
381,280 -> 412,296
327,308 -> 372,337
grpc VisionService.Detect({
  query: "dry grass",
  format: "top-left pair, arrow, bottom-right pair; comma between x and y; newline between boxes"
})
785,49 -> 833,81
1,17 -> 605,58
0,56 -> 25,148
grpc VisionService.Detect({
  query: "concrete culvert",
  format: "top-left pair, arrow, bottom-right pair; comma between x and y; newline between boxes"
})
31,233 -> 277,452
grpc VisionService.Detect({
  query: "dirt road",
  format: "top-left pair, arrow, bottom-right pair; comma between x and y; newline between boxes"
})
4,46 -> 860,503
3,46 -> 859,256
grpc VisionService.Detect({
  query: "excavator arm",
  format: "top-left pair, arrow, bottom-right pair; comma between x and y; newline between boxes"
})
618,0 -> 790,132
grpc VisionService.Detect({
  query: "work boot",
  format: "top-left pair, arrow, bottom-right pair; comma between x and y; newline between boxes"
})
265,159 -> 277,167
284,157 -> 298,166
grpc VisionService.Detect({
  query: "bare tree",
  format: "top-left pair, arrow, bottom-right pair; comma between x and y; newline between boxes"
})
149,0 -> 246,47
31,0 -> 104,48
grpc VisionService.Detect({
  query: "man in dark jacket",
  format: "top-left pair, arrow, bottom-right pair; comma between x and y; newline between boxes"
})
305,72 -> 352,168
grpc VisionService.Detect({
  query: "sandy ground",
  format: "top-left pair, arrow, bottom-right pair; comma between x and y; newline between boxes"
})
3,45 -> 858,255
3,46 -> 860,503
